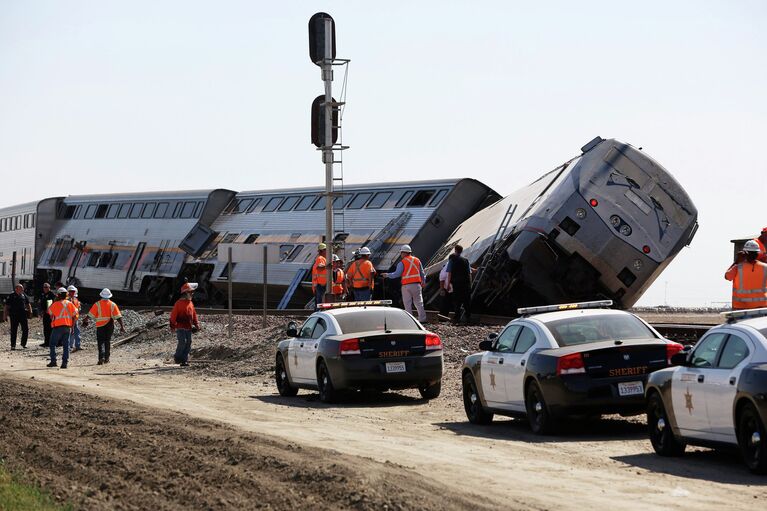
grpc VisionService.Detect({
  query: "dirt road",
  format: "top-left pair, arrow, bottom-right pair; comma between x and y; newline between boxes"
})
0,314 -> 764,510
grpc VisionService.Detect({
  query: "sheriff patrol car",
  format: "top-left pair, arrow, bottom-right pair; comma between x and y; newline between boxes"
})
646,308 -> 767,474
274,301 -> 443,403
462,300 -> 684,434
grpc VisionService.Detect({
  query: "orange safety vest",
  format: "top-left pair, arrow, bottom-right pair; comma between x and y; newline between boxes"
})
332,268 -> 345,295
349,259 -> 375,289
88,299 -> 122,328
400,255 -> 423,285
730,261 -> 767,309
756,238 -> 767,262
70,297 -> 81,320
49,300 -> 77,328
312,255 -> 327,286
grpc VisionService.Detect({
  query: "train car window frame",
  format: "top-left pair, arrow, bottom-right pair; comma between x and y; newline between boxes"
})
279,244 -> 295,261
366,191 -> 392,209
129,203 -> 143,219
106,204 -> 119,219
407,190 -> 436,207
428,189 -> 448,207
141,203 -> 156,219
117,203 -> 130,219
347,192 -> 373,210
234,198 -> 253,214
84,204 -> 97,219
278,195 -> 301,212
172,202 -> 182,218
155,202 -> 169,218
311,196 -> 327,210
395,191 -> 414,208
262,197 -> 284,212
194,202 -> 203,218
180,201 -> 195,219
286,244 -> 304,262
294,195 -> 315,211
246,198 -> 262,214
95,204 -> 109,219
243,234 -> 260,244
0,218 -> 5,232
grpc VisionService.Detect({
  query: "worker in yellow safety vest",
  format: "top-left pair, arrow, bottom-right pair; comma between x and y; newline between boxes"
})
46,287 -> 78,369
382,244 -> 427,322
312,243 -> 328,309
82,288 -> 126,365
725,240 -> 767,309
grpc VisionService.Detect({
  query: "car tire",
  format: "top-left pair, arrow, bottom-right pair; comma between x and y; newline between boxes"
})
275,354 -> 298,397
738,402 -> 767,474
419,381 -> 441,400
647,392 -> 685,456
463,372 -> 493,425
525,382 -> 555,435
317,360 -> 338,404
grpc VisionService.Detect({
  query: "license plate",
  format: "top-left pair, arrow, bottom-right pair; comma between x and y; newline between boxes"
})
385,362 -> 406,373
617,381 -> 644,397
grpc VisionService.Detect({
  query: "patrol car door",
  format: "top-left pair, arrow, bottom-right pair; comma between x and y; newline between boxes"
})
671,332 -> 727,439
704,333 -> 753,442
503,325 -> 538,411
480,325 -> 521,409
304,317 -> 328,383
289,317 -> 317,383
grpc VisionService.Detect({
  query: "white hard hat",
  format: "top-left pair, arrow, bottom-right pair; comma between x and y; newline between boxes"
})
332,254 -> 341,262
359,247 -> 371,256
744,240 -> 761,253
67,285 -> 77,292
400,244 -> 412,253
56,287 -> 68,295
100,288 -> 113,299
181,282 -> 199,294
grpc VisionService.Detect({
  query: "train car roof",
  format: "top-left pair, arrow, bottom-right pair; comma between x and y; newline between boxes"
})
236,178 -> 470,196
62,189 -> 233,202
0,200 -> 41,212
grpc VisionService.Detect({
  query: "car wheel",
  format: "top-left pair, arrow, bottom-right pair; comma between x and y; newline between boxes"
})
647,392 -> 685,456
738,403 -> 767,474
419,381 -> 441,400
275,354 -> 298,397
525,382 -> 555,435
462,372 -> 493,425
317,360 -> 338,404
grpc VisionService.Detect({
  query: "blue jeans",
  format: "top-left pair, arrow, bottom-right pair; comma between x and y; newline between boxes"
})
174,329 -> 192,363
353,288 -> 371,301
69,322 -> 81,349
314,284 -> 326,309
50,327 -> 70,365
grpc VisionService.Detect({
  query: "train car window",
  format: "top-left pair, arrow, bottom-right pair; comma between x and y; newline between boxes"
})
59,205 -> 77,219
311,196 -> 327,210
223,199 -> 237,215
278,196 -> 301,211
234,198 -> 253,214
286,245 -> 304,262
194,202 -> 203,218
279,244 -> 295,261
221,233 -> 239,244
367,192 -> 391,209
262,197 -> 284,212
0,218 -> 5,231
129,204 -> 143,219
243,234 -> 260,244
95,204 -> 109,219
155,202 -> 169,218
294,195 -> 315,211
180,201 -> 195,218
31,213 -> 35,228
84,205 -> 97,219
335,193 -> 353,208
106,204 -> 119,219
407,190 -> 435,207
172,202 -> 182,218
87,252 -> 100,267
142,203 -> 156,219
246,198 -> 262,213
117,203 -> 130,219
98,253 -> 114,268
428,189 -> 448,207
348,193 -> 373,209
395,191 -> 413,208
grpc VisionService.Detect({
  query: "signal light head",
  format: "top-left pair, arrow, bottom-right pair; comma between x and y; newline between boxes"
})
642,245 -> 651,254
589,198 -> 599,207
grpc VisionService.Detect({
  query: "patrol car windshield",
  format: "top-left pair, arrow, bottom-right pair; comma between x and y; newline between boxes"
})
335,309 -> 420,334
544,315 -> 657,347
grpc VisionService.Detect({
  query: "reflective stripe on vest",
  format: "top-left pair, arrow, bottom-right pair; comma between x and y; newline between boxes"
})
733,262 -> 767,309
400,255 -> 423,285
349,260 -> 373,288
50,300 -> 75,328
91,300 -> 120,327
312,256 -> 327,286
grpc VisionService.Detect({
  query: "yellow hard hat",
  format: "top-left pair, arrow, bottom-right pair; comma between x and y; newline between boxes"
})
318,243 -> 327,250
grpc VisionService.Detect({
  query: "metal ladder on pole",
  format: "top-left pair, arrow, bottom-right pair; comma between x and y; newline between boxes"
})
471,203 -> 517,300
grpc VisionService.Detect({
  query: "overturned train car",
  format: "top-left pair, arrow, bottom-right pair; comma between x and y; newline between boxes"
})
424,137 -> 698,314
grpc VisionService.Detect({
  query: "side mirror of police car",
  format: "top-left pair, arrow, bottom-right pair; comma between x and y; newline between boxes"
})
286,321 -> 298,338
670,351 -> 688,366
479,339 -> 494,351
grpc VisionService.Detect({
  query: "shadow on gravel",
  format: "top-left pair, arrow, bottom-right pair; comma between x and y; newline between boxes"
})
254,391 -> 427,409
435,416 -> 647,443
95,366 -> 187,377
612,450 -> 763,485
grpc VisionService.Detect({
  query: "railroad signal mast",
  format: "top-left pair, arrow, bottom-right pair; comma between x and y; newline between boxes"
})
309,12 -> 350,301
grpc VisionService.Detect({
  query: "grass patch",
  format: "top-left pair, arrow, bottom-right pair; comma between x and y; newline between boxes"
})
0,461 -> 71,511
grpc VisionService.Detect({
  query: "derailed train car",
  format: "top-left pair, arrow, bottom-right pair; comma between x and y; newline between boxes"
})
424,137 -> 699,314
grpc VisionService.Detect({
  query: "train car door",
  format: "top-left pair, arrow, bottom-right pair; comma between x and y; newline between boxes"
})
124,242 -> 146,290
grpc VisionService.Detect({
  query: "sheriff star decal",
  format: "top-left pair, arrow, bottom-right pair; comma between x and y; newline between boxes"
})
684,387 -> 694,414
489,369 -> 496,389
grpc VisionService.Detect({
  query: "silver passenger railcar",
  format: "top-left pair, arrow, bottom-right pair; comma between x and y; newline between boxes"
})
197,179 -> 499,307
425,137 -> 698,313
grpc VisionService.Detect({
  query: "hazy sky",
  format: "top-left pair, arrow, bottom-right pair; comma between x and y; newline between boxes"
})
1,1 -> 765,306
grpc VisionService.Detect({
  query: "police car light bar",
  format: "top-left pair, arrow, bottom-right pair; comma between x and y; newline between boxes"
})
721,307 -> 767,323
318,300 -> 393,310
517,300 -> 613,316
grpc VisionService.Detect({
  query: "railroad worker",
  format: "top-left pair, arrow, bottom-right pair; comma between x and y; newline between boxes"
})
331,254 -> 346,300
445,245 -> 475,324
754,228 -> 767,263
82,288 -> 125,365
67,285 -> 83,352
312,243 -> 328,308
38,283 -> 55,348
382,245 -> 427,323
3,284 -> 32,350
47,287 -> 78,368
438,254 -> 455,320
344,249 -> 361,300
725,240 -> 767,310
170,282 -> 200,367
347,247 -> 375,301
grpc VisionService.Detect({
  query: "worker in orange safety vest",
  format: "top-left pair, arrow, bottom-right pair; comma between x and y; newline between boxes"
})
47,287 -> 78,369
67,285 -> 83,352
312,243 -> 328,309
754,228 -> 767,263
725,240 -> 767,310
346,247 -> 376,301
382,244 -> 427,322
82,288 -> 126,364
331,254 -> 346,299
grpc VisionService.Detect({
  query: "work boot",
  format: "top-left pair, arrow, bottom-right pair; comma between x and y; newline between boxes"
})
10,346 -> 16,351
180,361 -> 189,367
60,363 -> 68,369
46,361 -> 57,368
97,360 -> 103,365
